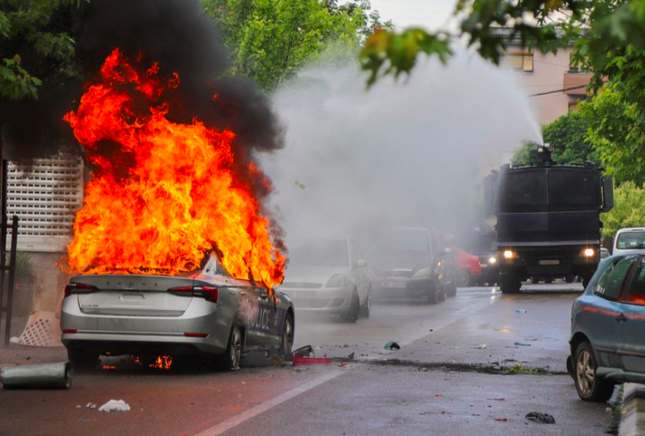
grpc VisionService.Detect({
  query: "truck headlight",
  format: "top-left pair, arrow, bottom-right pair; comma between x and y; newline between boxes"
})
489,257 -> 497,264
326,274 -> 348,288
583,248 -> 595,258
503,250 -> 515,260
413,267 -> 433,278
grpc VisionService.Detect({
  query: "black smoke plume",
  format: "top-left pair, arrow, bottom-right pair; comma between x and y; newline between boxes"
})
1,0 -> 284,198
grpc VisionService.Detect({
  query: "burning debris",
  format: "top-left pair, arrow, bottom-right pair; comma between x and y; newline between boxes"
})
149,356 -> 173,370
63,48 -> 285,289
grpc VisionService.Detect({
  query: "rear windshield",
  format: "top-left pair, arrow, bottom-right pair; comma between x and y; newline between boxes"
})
498,168 -> 600,212
616,232 -> 645,250
290,240 -> 349,267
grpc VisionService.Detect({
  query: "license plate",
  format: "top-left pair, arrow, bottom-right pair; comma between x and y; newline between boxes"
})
382,281 -> 406,289
539,260 -> 560,266
288,291 -> 317,299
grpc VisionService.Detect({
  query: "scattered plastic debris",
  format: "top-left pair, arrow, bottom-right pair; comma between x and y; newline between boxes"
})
526,412 -> 556,424
384,341 -> 401,350
291,345 -> 332,365
420,367 -> 428,372
347,352 -> 355,360
487,398 -> 506,402
268,355 -> 288,367
514,342 -> 531,347
434,393 -> 441,397
494,418 -> 509,422
86,403 -> 97,409
98,400 -> 131,412
478,344 -> 487,349
338,362 -> 348,368
515,309 -> 527,313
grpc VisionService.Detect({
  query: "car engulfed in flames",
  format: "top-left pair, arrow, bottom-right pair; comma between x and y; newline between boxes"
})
60,49 -> 292,370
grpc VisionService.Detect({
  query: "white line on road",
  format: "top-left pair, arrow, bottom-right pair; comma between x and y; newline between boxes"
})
192,370 -> 344,436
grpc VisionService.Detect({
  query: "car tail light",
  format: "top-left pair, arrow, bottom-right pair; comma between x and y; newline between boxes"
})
168,286 -> 218,303
64,283 -> 98,298
184,332 -> 208,338
62,329 -> 77,334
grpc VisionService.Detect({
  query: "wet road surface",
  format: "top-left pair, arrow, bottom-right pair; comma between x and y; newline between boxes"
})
0,284 -> 617,435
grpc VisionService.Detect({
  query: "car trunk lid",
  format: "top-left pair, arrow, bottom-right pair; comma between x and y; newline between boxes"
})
72,274 -> 195,317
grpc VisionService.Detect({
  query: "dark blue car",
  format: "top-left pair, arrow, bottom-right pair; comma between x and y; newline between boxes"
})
569,251 -> 645,401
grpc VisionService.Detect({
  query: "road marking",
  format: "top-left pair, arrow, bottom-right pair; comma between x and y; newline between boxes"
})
192,370 -> 344,436
394,297 -> 493,348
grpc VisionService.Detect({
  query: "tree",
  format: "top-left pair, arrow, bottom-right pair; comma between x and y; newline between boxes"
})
512,110 -> 598,166
203,0 -> 387,90
0,0 -> 87,100
601,181 -> 645,238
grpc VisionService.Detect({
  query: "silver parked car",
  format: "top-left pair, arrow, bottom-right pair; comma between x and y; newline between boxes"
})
279,237 -> 372,322
61,253 -> 294,371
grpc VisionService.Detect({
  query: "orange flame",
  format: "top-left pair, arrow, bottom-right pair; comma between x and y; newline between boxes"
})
63,49 -> 285,289
150,355 -> 173,370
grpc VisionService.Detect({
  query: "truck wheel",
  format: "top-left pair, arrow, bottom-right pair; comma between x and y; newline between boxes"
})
500,274 -> 521,294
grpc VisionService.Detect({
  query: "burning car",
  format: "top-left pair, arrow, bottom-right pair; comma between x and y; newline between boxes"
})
279,237 -> 371,322
61,254 -> 294,371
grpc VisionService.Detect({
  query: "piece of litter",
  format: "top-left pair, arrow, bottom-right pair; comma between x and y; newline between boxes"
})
98,400 -> 131,412
338,362 -> 348,368
434,393 -> 441,397
347,352 -> 355,360
514,342 -> 531,347
85,403 -> 97,409
494,418 -> 508,422
420,367 -> 428,372
487,398 -> 506,401
525,412 -> 555,424
241,381 -> 246,385
515,309 -> 527,313
269,354 -> 288,366
478,344 -> 487,349
76,405 -> 82,409
384,341 -> 401,350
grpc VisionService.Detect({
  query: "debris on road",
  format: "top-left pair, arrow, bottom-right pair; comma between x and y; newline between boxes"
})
525,412 -> 556,424
384,341 -> 401,350
347,352 -> 355,360
292,345 -> 314,358
98,400 -> 131,412
420,367 -> 428,372
514,342 -> 531,347
478,344 -> 487,349
269,355 -> 288,367
515,309 -> 528,313
494,418 -> 509,422
85,403 -> 97,409
487,398 -> 506,401
0,362 -> 72,390
291,345 -> 332,365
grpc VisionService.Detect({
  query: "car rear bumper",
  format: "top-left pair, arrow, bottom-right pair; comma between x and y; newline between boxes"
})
282,287 -> 352,314
60,296 -> 232,356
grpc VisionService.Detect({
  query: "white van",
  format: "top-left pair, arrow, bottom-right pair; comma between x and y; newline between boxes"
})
613,228 -> 645,255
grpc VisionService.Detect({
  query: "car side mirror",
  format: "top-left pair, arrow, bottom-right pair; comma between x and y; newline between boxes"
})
356,259 -> 367,267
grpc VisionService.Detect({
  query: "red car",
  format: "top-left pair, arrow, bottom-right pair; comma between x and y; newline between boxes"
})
455,248 -> 482,287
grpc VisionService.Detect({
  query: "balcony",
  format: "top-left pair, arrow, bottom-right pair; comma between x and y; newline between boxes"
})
563,72 -> 593,95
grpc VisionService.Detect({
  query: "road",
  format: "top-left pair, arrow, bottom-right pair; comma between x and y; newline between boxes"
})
0,284 -> 618,436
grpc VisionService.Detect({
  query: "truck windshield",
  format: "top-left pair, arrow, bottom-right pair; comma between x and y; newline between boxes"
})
498,168 -> 600,212
616,232 -> 645,250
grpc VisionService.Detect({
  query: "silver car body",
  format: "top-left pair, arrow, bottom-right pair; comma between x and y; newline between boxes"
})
61,254 -> 294,358
279,237 -> 371,315
613,227 -> 645,255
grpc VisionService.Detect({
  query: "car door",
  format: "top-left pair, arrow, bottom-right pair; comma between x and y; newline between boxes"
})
250,285 -> 282,348
580,255 -> 637,368
615,255 -> 645,373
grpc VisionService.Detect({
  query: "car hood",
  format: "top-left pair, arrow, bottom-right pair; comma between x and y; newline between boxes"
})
282,265 -> 350,285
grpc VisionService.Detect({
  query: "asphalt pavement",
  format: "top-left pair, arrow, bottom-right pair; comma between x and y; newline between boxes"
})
0,283 -> 618,435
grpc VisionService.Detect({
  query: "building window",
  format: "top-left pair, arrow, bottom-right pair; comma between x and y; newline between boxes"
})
569,53 -> 589,73
504,51 -> 534,72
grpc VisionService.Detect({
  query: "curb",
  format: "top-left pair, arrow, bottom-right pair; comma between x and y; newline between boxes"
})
619,384 -> 645,436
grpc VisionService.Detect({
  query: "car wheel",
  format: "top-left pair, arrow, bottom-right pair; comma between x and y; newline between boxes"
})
341,291 -> 360,323
68,349 -> 100,372
500,274 -> 521,294
219,324 -> 243,371
359,288 -> 372,319
574,341 -> 615,402
426,280 -> 439,305
280,313 -> 295,359
456,269 -> 470,287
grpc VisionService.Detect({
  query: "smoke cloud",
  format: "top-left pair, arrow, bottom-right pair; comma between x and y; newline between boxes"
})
265,50 -> 542,246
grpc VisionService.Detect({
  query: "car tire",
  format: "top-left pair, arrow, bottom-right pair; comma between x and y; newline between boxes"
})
359,289 -> 372,319
426,280 -> 439,305
456,269 -> 470,287
573,341 -> 615,402
68,349 -> 100,372
218,323 -> 243,371
500,274 -> 521,294
341,291 -> 360,323
446,281 -> 457,298
280,313 -> 295,360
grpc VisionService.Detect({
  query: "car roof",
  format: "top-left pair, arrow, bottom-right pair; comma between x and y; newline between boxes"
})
616,228 -> 645,234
